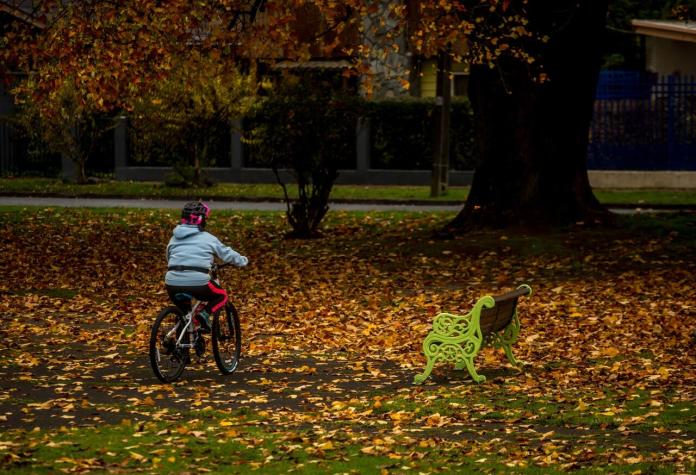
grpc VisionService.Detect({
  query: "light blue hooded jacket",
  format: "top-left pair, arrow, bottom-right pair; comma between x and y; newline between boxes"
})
165,225 -> 248,287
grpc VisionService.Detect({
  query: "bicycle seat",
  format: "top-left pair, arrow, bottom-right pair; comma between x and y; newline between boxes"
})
173,293 -> 194,303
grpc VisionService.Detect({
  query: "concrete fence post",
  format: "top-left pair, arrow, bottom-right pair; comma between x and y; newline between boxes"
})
61,154 -> 77,182
231,118 -> 243,173
356,117 -> 370,183
114,116 -> 128,181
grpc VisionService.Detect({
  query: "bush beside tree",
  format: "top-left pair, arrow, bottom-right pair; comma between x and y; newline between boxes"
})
248,80 -> 363,238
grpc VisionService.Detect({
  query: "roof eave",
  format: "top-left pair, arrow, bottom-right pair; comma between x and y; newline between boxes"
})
631,19 -> 696,44
0,4 -> 45,29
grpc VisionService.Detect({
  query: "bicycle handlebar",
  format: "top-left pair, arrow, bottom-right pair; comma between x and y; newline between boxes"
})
210,262 -> 235,277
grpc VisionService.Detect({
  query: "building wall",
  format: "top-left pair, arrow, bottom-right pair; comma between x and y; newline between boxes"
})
420,60 -> 438,97
646,37 -> 696,76
419,60 -> 469,98
353,1 -> 413,98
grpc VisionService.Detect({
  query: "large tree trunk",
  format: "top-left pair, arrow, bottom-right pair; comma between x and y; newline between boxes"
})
446,0 -> 610,231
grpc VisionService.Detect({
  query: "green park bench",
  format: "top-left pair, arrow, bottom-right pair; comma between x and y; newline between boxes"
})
413,284 -> 532,384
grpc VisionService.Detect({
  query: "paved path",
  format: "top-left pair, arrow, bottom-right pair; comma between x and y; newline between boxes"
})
0,196 -> 463,212
0,196 -> 685,214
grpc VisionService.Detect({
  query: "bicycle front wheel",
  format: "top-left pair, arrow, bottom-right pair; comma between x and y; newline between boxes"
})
149,306 -> 188,383
212,303 -> 241,374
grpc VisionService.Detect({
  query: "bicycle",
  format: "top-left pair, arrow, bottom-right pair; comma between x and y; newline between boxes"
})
149,263 -> 242,383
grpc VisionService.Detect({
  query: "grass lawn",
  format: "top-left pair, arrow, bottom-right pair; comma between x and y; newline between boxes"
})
0,178 -> 467,202
0,207 -> 694,473
2,177 -> 696,205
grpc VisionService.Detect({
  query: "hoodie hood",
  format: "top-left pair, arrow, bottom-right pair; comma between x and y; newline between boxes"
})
172,224 -> 201,239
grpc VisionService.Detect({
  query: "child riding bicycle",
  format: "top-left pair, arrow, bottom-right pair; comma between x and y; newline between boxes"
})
165,201 -> 248,332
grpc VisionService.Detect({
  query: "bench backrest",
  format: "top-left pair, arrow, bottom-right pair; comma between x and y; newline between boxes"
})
479,286 -> 530,335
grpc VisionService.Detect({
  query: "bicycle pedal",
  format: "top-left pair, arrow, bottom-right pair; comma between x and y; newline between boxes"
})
195,335 -> 206,357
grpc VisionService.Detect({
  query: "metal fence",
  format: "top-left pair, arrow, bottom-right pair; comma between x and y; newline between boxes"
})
0,120 -> 61,176
3,71 -> 696,177
588,71 -> 696,171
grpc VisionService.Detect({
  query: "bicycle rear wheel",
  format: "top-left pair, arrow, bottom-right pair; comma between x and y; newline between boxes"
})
150,306 -> 188,383
212,303 -> 241,374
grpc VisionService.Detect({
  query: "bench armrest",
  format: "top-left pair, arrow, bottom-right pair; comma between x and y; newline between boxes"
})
432,295 -> 496,337
431,312 -> 473,338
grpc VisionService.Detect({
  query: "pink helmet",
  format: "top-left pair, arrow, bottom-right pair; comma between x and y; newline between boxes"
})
181,201 -> 210,229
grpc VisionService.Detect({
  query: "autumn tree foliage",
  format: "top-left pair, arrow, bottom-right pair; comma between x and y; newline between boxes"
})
11,76 -> 112,184
2,0 -> 300,183
4,0 -> 619,226
129,55 -> 256,188
4,1 -> 190,183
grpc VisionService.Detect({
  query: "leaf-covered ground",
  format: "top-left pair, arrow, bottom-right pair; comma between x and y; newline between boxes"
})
1,207 -> 694,474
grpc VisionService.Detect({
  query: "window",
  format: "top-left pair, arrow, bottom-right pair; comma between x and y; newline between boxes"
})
452,73 -> 469,97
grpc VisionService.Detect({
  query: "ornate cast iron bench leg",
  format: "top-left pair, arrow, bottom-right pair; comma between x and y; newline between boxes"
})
452,333 -> 488,383
413,297 -> 494,385
413,355 -> 437,385
460,356 -> 486,383
501,319 -> 521,367
413,336 -> 465,385
503,343 -> 519,367
487,313 -> 522,368
487,284 -> 531,368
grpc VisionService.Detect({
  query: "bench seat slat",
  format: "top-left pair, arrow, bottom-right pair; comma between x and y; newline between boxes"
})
481,298 -> 517,334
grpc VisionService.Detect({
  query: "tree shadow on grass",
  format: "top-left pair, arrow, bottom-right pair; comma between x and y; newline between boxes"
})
316,213 -> 696,289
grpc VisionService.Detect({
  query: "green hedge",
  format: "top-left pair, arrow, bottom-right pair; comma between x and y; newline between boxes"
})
243,94 -> 358,170
4,98 -> 478,175
243,97 -> 476,171
1,116 -> 113,178
128,118 -> 231,168
365,98 -> 475,170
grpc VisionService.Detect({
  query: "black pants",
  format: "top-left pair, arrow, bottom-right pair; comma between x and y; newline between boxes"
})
166,280 -> 228,315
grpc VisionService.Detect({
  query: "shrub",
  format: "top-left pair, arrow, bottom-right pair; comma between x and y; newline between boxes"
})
247,81 -> 364,237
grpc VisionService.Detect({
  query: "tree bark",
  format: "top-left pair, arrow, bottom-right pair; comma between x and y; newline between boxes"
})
445,0 -> 610,231
431,48 -> 451,197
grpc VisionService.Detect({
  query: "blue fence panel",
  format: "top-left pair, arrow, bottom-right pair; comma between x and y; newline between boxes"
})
595,70 -> 656,100
589,71 -> 696,171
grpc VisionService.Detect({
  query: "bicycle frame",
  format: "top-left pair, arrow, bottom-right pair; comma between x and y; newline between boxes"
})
151,261 -> 241,382
167,300 -> 207,349
165,263 -> 226,350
